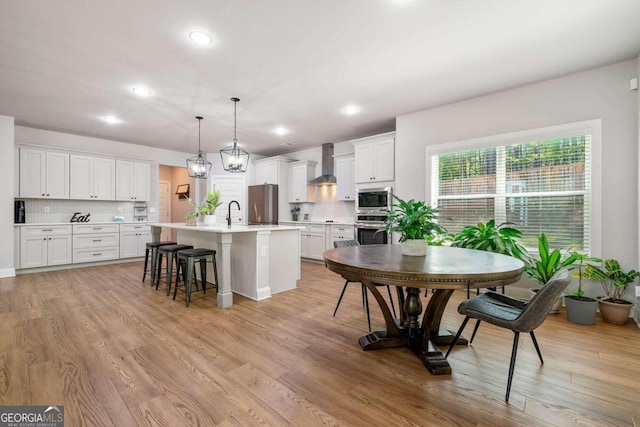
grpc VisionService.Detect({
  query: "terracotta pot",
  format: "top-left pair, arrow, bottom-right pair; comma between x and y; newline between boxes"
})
401,239 -> 427,256
597,298 -> 633,325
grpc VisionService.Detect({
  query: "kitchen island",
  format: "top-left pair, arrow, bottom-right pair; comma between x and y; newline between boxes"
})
151,223 -> 303,308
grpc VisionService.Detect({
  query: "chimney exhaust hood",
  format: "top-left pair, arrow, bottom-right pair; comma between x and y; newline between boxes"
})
308,143 -> 337,185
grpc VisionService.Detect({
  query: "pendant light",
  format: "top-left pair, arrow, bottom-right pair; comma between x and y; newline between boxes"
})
220,97 -> 250,172
186,116 -> 212,179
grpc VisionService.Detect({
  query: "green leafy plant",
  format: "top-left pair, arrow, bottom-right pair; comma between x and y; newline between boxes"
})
569,252 -> 602,298
524,233 -> 580,286
382,195 -> 447,242
584,259 -> 640,302
451,220 -> 530,261
185,190 -> 222,219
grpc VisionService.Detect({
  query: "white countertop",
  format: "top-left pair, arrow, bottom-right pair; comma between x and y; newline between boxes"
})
153,222 -> 304,233
279,220 -> 355,226
15,221 -> 155,227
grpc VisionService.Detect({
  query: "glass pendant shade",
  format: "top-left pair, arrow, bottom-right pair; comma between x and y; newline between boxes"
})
187,116 -> 212,179
220,97 -> 250,173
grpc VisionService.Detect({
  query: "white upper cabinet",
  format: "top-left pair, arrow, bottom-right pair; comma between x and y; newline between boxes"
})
353,136 -> 395,183
116,160 -> 150,201
288,160 -> 317,203
19,148 -> 69,199
334,154 -> 355,201
252,156 -> 291,185
70,154 -> 115,200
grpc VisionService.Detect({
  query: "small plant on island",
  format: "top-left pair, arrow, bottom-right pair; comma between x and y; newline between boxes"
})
185,190 -> 222,220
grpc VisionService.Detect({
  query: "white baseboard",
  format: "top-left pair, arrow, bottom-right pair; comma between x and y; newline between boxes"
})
0,268 -> 16,278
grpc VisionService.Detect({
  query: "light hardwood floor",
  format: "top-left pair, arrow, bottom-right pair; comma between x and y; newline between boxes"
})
1,261 -> 639,426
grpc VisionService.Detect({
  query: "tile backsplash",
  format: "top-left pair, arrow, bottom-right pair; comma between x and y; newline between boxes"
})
23,199 -> 150,223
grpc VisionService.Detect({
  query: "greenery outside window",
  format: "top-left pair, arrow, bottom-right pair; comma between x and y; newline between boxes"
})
427,120 -> 601,254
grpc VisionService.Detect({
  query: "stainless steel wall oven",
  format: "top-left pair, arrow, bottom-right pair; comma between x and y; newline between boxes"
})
354,187 -> 392,245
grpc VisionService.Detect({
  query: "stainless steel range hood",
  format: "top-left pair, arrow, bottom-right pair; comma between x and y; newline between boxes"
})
308,143 -> 337,185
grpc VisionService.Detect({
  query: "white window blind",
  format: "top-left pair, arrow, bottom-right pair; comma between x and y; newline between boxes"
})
431,135 -> 591,252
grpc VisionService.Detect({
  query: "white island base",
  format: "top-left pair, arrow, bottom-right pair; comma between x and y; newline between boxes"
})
152,223 -> 302,308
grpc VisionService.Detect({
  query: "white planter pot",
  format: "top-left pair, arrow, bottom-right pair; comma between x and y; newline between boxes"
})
203,214 -> 217,226
401,239 -> 427,256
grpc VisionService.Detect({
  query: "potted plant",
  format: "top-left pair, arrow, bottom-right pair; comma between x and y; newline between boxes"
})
564,252 -> 601,325
451,220 -> 530,261
382,195 -> 446,256
584,259 -> 639,324
524,233 -> 580,314
186,190 -> 223,226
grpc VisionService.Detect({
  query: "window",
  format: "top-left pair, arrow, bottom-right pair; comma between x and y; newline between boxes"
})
427,120 -> 601,254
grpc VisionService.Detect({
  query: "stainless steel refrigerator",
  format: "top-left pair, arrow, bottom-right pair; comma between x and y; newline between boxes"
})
248,184 -> 278,224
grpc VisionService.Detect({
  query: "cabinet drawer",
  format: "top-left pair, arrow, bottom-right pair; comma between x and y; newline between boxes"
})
308,224 -> 326,233
73,224 -> 119,234
120,224 -> 151,233
21,225 -> 72,236
73,233 -> 119,249
73,246 -> 119,263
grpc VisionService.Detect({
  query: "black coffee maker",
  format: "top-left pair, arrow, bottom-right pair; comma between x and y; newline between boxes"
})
14,200 -> 25,223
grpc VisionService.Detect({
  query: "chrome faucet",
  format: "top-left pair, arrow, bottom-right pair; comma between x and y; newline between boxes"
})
227,200 -> 240,227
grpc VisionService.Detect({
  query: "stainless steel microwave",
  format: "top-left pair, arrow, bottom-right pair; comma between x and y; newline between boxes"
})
356,187 -> 392,211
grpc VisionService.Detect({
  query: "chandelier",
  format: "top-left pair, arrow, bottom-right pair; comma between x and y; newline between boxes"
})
220,97 -> 250,172
186,116 -> 212,179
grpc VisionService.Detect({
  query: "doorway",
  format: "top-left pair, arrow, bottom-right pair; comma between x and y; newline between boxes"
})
211,175 -> 246,224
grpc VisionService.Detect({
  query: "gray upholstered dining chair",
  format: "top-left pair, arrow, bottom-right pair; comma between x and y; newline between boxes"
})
445,269 -> 571,401
332,239 -> 396,331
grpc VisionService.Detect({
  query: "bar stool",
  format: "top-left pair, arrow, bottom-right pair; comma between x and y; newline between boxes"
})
174,248 -> 218,307
143,241 -> 176,284
155,244 -> 194,295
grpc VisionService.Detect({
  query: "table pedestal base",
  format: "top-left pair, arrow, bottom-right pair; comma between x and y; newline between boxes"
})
358,285 -> 470,375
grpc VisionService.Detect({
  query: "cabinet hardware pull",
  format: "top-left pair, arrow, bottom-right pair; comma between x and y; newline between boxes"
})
93,227 -> 102,230
93,253 -> 102,256
93,239 -> 102,242
42,229 -> 53,232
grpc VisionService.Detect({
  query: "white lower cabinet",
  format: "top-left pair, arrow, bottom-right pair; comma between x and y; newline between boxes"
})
73,224 -> 120,263
20,225 -> 72,268
120,224 -> 151,258
299,224 -> 326,260
330,225 -> 355,245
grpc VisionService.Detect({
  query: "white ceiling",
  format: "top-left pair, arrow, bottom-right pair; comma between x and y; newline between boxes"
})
1,0 -> 639,157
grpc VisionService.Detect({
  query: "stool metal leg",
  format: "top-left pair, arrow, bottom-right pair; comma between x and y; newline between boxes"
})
154,252 -> 164,290
201,257 -> 208,293
165,252 -> 175,296
185,257 -> 194,307
150,246 -> 159,286
142,248 -> 150,282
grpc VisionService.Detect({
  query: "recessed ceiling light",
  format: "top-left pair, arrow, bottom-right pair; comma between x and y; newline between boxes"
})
131,86 -> 151,97
341,105 -> 361,115
273,127 -> 289,136
189,31 -> 213,45
101,116 -> 122,124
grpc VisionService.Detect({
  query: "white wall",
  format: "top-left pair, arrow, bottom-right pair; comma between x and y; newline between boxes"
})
0,115 -> 15,277
397,59 -> 638,271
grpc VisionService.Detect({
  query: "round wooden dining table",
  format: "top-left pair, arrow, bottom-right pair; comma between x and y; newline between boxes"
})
324,244 -> 525,375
